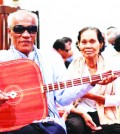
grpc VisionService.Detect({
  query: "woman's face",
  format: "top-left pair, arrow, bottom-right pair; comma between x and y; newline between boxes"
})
78,29 -> 102,59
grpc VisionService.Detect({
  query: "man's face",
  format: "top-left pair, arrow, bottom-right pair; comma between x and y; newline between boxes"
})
61,41 -> 73,60
8,15 -> 37,56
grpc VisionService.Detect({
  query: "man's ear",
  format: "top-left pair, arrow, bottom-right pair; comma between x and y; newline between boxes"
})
7,27 -> 12,38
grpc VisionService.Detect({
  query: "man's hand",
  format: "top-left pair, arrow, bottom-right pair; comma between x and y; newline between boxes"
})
91,70 -> 117,86
0,90 -> 9,105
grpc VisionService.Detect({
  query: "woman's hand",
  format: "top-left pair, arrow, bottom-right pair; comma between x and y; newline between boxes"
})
81,112 -> 101,131
91,70 -> 117,86
70,107 -> 102,131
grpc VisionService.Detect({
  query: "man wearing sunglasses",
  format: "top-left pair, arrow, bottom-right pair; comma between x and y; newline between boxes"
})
0,9 -> 117,134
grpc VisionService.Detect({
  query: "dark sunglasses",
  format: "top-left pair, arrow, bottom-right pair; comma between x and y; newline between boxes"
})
12,25 -> 37,34
64,48 -> 71,52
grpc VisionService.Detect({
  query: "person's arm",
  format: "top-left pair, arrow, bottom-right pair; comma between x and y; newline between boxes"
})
83,92 -> 120,107
83,93 -> 105,104
55,73 -> 116,106
81,91 -> 120,107
70,107 -> 101,131
55,84 -> 94,106
105,77 -> 120,106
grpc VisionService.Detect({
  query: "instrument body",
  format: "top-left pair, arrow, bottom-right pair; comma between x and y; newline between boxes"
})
0,59 -> 47,132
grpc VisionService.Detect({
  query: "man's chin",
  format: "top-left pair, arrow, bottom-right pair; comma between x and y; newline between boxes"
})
21,49 -> 32,56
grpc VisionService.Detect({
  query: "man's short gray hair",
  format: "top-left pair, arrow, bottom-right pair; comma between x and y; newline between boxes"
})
7,9 -> 38,27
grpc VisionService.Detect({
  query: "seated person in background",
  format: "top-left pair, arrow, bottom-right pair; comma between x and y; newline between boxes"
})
61,37 -> 81,68
65,26 -> 120,134
61,37 -> 73,68
101,34 -> 120,110
106,26 -> 118,45
52,38 -> 73,68
102,26 -> 120,58
0,10 -> 116,134
114,34 -> 120,52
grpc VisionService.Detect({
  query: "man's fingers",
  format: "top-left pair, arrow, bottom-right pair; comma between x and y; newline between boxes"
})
0,94 -> 8,99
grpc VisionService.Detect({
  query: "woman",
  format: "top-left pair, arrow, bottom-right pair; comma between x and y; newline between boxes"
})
65,26 -> 120,134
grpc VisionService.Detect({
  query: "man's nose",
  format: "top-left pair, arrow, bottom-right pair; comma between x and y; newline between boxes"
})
22,30 -> 30,37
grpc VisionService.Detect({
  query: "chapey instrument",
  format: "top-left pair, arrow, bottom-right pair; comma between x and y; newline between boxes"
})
0,59 -> 119,132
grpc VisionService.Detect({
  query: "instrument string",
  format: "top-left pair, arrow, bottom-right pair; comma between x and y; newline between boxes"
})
4,70 -> 120,99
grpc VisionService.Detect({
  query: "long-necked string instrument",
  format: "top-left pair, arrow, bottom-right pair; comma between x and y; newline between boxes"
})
0,59 -> 119,132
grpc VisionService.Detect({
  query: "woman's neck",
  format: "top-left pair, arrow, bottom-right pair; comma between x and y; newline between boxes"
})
85,57 -> 98,75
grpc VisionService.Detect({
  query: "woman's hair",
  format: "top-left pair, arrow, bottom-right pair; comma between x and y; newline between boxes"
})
77,26 -> 105,53
114,35 -> 120,52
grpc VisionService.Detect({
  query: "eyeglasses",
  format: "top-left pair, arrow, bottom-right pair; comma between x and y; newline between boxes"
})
11,25 -> 37,34
64,49 -> 71,52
